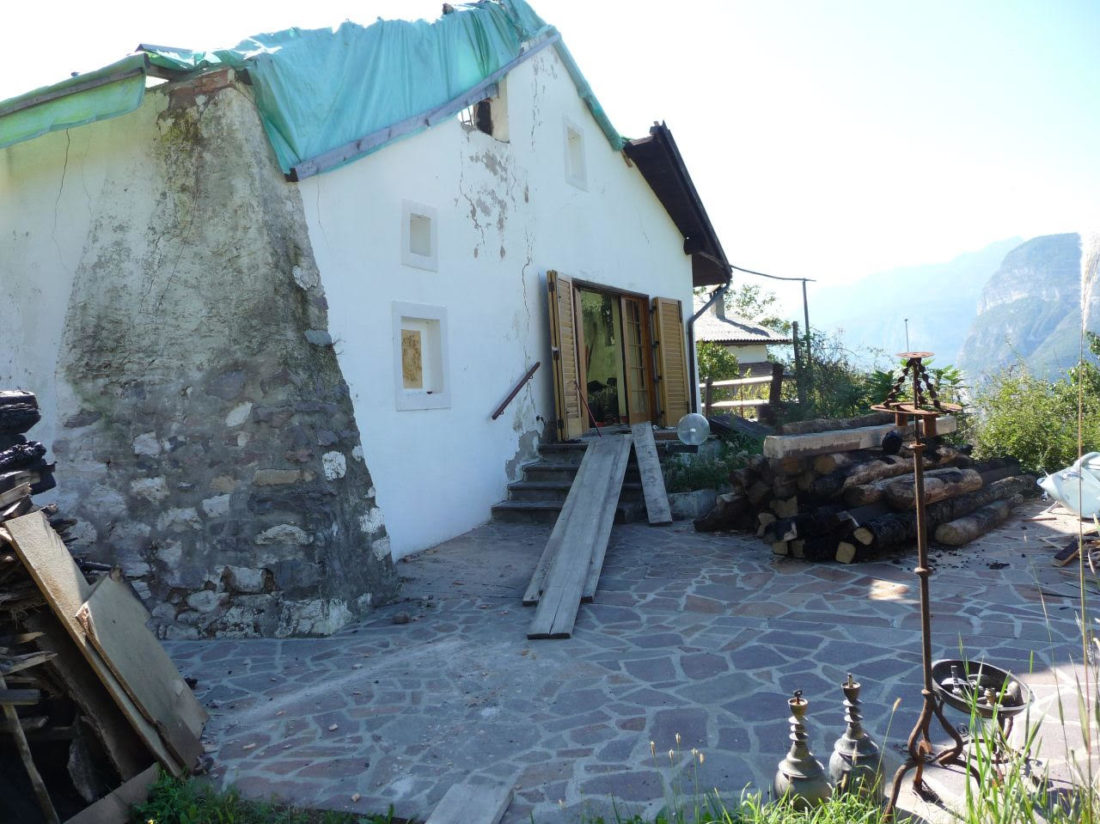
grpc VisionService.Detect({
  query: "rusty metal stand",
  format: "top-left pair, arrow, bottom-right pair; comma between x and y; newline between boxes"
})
878,355 -> 972,819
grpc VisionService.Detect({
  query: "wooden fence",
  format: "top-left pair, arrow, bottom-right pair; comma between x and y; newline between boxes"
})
700,362 -> 788,425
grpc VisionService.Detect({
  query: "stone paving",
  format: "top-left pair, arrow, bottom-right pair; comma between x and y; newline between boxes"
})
166,501 -> 1099,822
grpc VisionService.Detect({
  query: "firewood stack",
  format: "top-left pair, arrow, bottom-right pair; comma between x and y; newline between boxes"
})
694,414 -> 1038,564
0,389 -> 204,822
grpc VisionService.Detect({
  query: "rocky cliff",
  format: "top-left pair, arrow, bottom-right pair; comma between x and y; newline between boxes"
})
958,233 -> 1094,381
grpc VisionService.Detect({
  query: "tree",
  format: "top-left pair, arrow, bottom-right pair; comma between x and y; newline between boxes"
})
696,341 -> 739,382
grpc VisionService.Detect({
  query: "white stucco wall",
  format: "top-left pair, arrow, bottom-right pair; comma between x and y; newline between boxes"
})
301,47 -> 696,558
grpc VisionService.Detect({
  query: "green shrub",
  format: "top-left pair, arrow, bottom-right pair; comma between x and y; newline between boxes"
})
663,436 -> 760,493
971,333 -> 1100,473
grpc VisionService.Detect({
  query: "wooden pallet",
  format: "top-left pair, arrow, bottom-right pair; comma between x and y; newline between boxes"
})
527,436 -> 631,639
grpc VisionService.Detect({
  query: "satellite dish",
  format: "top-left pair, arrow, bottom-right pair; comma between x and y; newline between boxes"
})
676,413 -> 710,446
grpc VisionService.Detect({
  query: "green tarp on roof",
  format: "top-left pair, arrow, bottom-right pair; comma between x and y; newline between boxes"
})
0,0 -> 624,176
0,56 -> 147,151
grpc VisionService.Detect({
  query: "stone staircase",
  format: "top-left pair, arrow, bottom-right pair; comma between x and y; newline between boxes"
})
491,437 -> 688,524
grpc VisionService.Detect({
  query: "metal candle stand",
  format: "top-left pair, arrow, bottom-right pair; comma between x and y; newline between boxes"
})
871,353 -> 973,817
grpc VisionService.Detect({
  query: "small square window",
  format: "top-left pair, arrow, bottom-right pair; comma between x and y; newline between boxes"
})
392,302 -> 450,410
564,119 -> 587,190
401,201 -> 438,271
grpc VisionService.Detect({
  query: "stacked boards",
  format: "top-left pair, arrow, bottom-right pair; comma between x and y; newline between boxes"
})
525,426 -> 672,639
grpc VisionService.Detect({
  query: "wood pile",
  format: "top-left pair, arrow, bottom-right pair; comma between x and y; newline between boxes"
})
0,390 -> 205,823
694,414 -> 1038,563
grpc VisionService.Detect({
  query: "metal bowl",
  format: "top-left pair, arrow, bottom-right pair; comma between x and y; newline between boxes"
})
931,659 -> 1032,719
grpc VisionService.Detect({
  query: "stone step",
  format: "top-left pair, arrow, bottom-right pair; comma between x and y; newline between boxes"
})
520,461 -> 641,484
506,480 -> 644,503
490,499 -> 645,525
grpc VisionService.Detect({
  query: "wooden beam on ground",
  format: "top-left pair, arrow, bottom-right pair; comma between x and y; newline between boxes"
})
630,422 -> 672,525
76,574 -> 207,767
763,415 -> 957,459
582,437 -> 634,600
528,436 -> 631,639
65,763 -> 159,824
3,512 -> 185,775
425,779 -> 514,824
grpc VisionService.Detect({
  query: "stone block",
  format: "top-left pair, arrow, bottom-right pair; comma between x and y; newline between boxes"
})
255,524 -> 312,545
202,494 -> 232,518
157,507 -> 202,532
85,484 -> 129,518
277,598 -> 352,637
225,401 -> 253,427
668,489 -> 718,521
304,329 -> 332,347
270,559 -> 321,591
359,507 -> 385,535
206,370 -> 246,401
132,432 -> 161,456
187,589 -> 226,613
321,451 -> 346,480
252,469 -> 302,486
224,565 -> 267,594
131,476 -> 169,503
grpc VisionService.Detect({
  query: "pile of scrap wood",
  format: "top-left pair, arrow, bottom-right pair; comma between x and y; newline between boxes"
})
0,390 -> 205,823
694,413 -> 1038,563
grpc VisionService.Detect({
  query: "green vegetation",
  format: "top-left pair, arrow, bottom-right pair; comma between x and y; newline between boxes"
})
131,772 -> 401,824
970,331 -> 1100,473
697,341 -> 740,383
663,435 -> 760,493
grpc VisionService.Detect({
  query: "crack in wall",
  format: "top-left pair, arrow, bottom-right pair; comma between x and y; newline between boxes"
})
51,130 -> 71,271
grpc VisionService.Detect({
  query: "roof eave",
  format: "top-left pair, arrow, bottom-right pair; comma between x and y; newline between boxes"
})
624,122 -> 730,287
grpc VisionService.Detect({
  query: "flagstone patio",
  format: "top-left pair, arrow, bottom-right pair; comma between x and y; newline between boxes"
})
166,501 -> 1098,822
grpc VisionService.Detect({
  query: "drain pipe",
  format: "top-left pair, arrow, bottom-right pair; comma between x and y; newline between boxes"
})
687,282 -> 729,413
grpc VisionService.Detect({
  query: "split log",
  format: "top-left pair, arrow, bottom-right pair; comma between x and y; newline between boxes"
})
796,470 -> 818,492
772,476 -> 799,499
934,495 -> 1023,546
814,455 -> 912,499
849,476 -> 1036,553
762,506 -> 851,543
883,467 -> 982,509
771,496 -> 799,518
774,456 -> 805,476
756,512 -> 776,538
693,493 -> 750,532
812,450 -> 876,476
772,541 -> 789,556
745,480 -> 772,505
777,412 -> 893,436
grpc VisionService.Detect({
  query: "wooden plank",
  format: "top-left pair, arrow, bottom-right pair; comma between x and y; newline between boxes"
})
24,611 -> 151,781
65,763 -> 159,824
77,575 -> 207,767
424,779 -> 513,824
0,688 -> 41,706
522,448 -> 589,606
3,512 -> 184,776
631,423 -> 672,525
529,437 -> 629,639
582,435 -> 634,600
762,415 -> 957,459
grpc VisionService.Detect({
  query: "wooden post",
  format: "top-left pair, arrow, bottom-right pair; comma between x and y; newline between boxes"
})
791,321 -> 806,409
704,377 -> 714,418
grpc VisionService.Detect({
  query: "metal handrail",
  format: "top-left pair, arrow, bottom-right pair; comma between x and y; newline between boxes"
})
491,362 -> 541,420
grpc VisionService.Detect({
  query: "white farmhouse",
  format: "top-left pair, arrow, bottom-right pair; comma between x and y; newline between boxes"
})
0,0 -> 730,636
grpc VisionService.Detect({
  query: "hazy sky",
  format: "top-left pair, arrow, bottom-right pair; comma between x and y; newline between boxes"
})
4,1 -> 1097,310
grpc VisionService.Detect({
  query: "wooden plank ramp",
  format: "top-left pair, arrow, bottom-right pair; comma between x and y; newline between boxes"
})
528,435 -> 631,639
630,422 -> 673,526
425,779 -> 513,824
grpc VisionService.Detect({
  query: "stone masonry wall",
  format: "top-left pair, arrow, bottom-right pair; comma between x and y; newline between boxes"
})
50,72 -> 399,637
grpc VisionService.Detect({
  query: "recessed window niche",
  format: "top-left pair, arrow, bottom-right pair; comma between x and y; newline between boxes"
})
392,302 -> 450,410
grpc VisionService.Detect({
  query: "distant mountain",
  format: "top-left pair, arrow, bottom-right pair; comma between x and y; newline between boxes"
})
958,233 -> 1094,382
809,238 -> 1022,369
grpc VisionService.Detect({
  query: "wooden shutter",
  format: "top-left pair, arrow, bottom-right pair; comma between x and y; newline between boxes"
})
547,271 -> 586,440
652,296 -> 690,426
620,295 -> 654,424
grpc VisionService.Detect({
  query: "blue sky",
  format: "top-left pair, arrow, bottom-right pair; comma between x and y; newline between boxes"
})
3,1 -> 1097,311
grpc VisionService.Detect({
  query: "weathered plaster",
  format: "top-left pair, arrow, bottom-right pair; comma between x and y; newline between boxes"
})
1,73 -> 398,636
